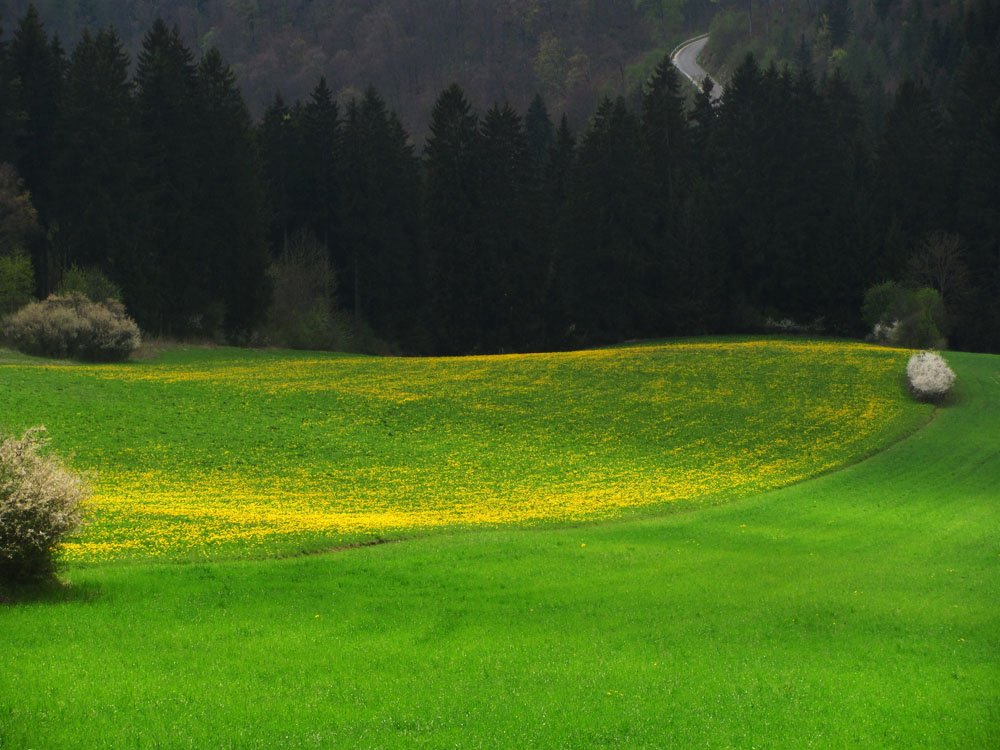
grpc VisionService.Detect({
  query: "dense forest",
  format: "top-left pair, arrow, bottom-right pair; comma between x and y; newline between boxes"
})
705,0 -> 992,98
0,0 -> 716,136
0,1 -> 997,354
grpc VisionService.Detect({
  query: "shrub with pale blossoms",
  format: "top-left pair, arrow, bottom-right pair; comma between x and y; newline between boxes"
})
906,351 -> 956,402
0,428 -> 88,584
3,292 -> 140,361
862,281 -> 948,349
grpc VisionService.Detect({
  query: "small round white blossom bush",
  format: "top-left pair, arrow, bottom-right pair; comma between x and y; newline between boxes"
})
0,428 -> 88,584
906,351 -> 956,402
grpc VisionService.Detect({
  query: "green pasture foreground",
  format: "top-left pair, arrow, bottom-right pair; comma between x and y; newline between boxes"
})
0,347 -> 998,747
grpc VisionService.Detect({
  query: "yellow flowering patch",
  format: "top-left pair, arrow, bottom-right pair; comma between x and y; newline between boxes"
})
1,339 -> 928,562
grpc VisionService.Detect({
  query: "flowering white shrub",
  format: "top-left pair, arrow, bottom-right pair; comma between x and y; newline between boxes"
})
906,351 -> 956,402
869,320 -> 899,345
3,292 -> 140,361
0,428 -> 88,583
862,282 -> 948,349
764,317 -> 826,334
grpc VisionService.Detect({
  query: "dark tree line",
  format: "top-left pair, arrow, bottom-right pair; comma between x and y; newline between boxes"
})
1,4 -> 998,354
0,7 -> 269,338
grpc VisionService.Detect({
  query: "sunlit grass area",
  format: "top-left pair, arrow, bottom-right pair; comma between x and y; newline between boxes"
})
0,338 -> 929,561
0,345 -> 996,748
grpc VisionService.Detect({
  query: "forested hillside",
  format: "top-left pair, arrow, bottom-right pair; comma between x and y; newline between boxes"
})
0,2 -> 997,355
704,0 -> 998,101
0,0 -> 714,134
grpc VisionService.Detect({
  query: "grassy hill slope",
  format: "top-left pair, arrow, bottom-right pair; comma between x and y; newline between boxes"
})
1,344 -> 996,746
0,339 -> 928,562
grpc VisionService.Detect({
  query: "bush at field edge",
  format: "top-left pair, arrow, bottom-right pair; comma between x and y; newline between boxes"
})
906,351 -> 956,402
0,427 -> 88,584
2,292 -> 141,362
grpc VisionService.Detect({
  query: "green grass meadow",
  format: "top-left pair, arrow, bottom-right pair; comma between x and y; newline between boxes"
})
0,339 -> 929,562
1,341 -> 998,747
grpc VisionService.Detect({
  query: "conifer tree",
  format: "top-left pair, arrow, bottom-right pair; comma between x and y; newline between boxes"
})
423,83 -> 481,353
258,92 -> 295,250
53,27 -> 134,279
957,98 -> 1000,352
0,26 -> 23,165
524,93 -> 555,171
823,0 -> 853,48
642,54 -> 689,208
10,4 -> 61,219
565,97 -> 656,343
710,54 -> 769,326
821,66 -> 880,331
642,54 -> 730,335
876,78 -> 947,273
773,63 -> 835,320
340,86 -> 421,343
688,75 -> 718,156
543,116 -> 575,222
299,77 -> 340,253
478,102 -> 539,350
10,4 -> 62,293
947,45 -> 1000,228
195,47 -> 271,339
641,54 -> 693,333
539,114 -> 576,347
131,19 -> 202,333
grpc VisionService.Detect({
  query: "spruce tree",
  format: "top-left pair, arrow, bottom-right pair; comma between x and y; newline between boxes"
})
641,54 -> 689,208
688,75 -> 718,156
821,67 -> 880,332
53,28 -> 134,279
957,98 -> 1000,352
131,19 -> 202,334
947,45 -> 1000,229
774,63 -> 836,322
876,78 -> 948,274
642,54 -> 730,336
524,93 -> 555,172
539,115 -> 576,348
258,92 -> 295,250
340,86 -> 421,344
641,54 -> 693,334
0,25 -> 23,165
565,97 -> 656,343
710,54 -> 769,327
195,47 -> 271,339
478,102 -> 539,350
299,77 -> 340,253
10,4 -> 62,293
423,83 -> 481,353
824,0 -> 853,48
10,4 -> 62,219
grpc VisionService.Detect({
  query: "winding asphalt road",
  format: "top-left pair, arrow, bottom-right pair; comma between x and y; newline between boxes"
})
671,35 -> 722,102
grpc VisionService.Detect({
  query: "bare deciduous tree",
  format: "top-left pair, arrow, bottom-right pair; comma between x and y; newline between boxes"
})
907,231 -> 970,306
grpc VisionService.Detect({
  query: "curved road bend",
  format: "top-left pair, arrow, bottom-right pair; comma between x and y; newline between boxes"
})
671,35 -> 722,102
